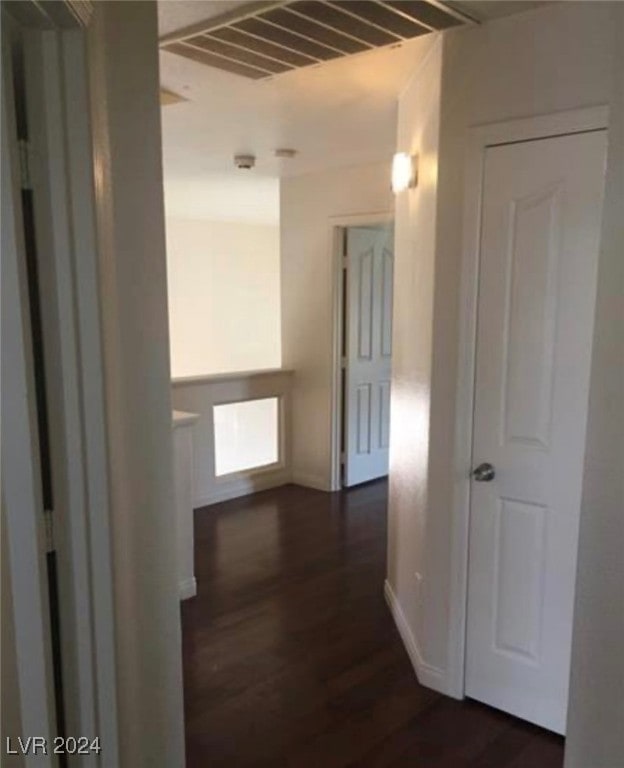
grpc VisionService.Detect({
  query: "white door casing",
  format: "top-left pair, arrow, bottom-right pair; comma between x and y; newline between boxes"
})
465,130 -> 607,734
2,9 -> 119,762
344,226 -> 394,487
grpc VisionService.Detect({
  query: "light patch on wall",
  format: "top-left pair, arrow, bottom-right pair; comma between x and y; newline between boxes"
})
213,397 -> 279,476
166,217 -> 281,378
419,149 -> 439,192
389,388 -> 430,482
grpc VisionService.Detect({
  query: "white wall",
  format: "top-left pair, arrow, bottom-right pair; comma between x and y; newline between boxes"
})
387,1 -> 618,697
281,162 -> 394,490
565,6 -> 624,765
166,217 -> 281,378
88,3 -> 185,766
386,36 -> 445,683
172,370 -> 293,507
163,174 -> 279,226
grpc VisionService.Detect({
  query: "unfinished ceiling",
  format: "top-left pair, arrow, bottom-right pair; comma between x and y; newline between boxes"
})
158,1 -> 551,223
160,1 -> 474,80
160,31 -> 436,224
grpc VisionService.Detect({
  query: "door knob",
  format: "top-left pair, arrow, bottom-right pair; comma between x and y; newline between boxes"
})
472,462 -> 495,482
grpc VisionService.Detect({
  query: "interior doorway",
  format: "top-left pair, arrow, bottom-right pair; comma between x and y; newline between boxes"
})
462,123 -> 607,734
331,218 -> 395,489
2,7 -> 118,755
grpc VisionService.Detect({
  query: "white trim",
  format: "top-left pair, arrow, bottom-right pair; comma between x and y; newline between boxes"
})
467,105 -> 609,149
26,26 -> 96,745
384,581 -> 447,694
3,16 -> 119,760
61,32 -> 119,756
172,410 -> 200,428
291,471 -> 332,492
195,468 -> 292,507
328,210 -> 394,227
172,367 -> 293,387
24,28 -> 119,758
24,30 -> 114,755
328,210 -> 394,491
1,22 -> 58,763
178,578 -> 197,601
447,105 -> 610,700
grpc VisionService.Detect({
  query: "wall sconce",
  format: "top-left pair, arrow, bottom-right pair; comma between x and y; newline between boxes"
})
392,152 -> 418,194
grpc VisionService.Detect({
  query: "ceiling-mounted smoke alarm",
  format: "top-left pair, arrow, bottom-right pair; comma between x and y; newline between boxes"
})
234,154 -> 255,169
275,148 -> 297,159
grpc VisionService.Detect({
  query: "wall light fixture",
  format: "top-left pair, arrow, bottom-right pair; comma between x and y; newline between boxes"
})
392,152 -> 418,194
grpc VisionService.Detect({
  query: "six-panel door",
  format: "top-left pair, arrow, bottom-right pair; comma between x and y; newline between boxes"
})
465,130 -> 607,733
344,226 -> 394,487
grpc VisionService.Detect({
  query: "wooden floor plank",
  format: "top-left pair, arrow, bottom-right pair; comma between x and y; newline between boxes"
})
183,481 -> 564,767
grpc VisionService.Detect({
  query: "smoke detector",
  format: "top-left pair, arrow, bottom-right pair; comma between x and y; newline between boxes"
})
275,148 -> 297,159
234,154 -> 255,170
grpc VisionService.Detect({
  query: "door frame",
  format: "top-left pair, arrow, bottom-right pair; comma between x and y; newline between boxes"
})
2,18 -> 59,762
2,2 -> 119,762
446,105 -> 610,700
329,211 -> 394,492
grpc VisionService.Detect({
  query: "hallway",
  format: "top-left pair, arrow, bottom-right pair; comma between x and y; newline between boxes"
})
182,482 -> 564,767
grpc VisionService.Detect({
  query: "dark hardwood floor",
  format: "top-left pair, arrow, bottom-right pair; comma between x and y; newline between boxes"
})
182,481 -> 564,767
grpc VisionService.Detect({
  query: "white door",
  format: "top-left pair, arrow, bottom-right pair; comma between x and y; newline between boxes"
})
465,130 -> 607,734
344,226 -> 394,487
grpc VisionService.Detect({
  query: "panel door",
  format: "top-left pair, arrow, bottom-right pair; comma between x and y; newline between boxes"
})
465,130 -> 607,734
344,226 -> 393,487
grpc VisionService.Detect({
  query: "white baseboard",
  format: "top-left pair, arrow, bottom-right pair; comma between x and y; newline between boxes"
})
291,471 -> 332,492
179,577 -> 197,600
195,468 -> 291,508
384,579 -> 448,695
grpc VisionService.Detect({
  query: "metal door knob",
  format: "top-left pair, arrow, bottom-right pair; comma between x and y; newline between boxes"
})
472,462 -> 495,482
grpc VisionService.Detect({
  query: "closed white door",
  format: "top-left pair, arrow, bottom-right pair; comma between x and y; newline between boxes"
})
465,130 -> 607,734
344,226 -> 394,487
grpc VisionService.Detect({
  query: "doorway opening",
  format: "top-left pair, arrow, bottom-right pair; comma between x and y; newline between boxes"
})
447,107 -> 609,733
330,217 -> 394,490
2,6 -> 118,756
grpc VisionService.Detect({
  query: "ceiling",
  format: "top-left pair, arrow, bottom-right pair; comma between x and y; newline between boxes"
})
159,1 -> 252,37
158,1 -> 548,224
157,1 -> 545,35
160,2 -> 472,81
447,1 -> 547,21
